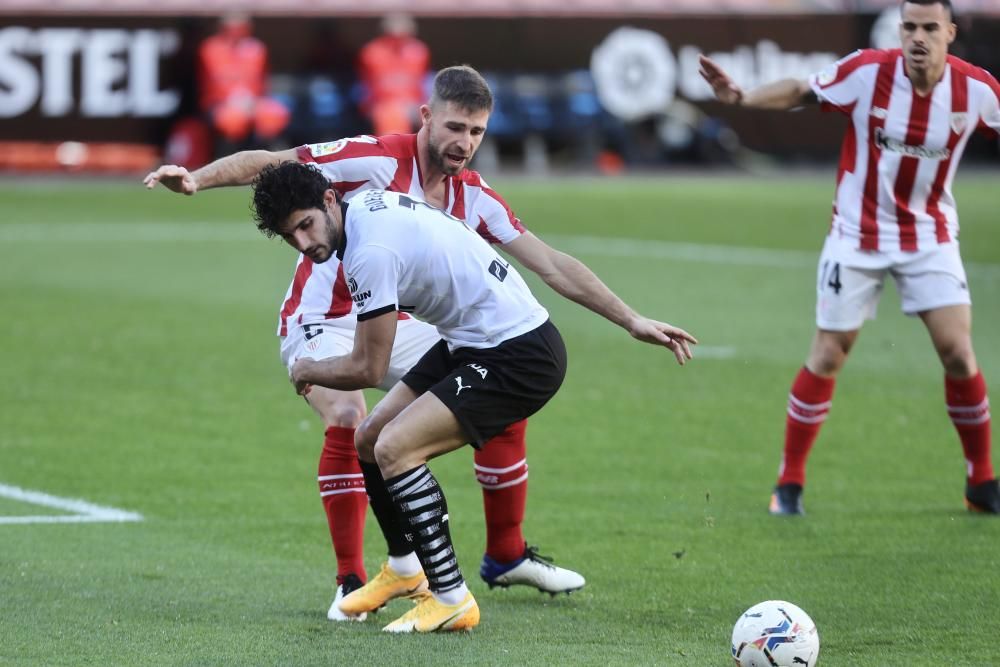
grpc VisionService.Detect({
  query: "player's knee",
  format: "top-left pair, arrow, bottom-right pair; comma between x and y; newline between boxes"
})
354,415 -> 380,460
938,341 -> 977,377
808,347 -> 846,376
372,421 -> 410,472
809,332 -> 854,375
324,403 -> 365,429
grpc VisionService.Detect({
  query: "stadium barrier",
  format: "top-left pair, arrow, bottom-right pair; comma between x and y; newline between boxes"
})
1,11 -> 998,172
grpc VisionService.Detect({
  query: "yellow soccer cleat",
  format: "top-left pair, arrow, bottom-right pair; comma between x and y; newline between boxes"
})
337,562 -> 428,616
382,591 -> 480,633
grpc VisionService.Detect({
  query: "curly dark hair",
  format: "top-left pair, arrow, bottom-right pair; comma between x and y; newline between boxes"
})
251,162 -> 331,238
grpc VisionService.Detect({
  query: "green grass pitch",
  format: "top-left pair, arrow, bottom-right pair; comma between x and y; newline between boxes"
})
1,172 -> 998,665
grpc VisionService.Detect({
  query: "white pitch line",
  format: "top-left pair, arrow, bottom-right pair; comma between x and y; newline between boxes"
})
1,223 -> 998,277
0,482 -> 143,525
691,346 -> 737,359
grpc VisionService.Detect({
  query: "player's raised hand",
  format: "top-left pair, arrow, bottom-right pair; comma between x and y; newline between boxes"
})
627,317 -> 698,365
698,54 -> 743,105
143,164 -> 198,195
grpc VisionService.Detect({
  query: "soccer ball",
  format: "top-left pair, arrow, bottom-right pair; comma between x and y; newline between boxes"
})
731,600 -> 820,667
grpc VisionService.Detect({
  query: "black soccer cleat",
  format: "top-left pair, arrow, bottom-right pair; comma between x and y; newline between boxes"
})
965,478 -> 1000,514
769,483 -> 805,516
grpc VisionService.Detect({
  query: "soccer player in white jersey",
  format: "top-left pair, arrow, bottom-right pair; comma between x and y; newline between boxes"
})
146,66 -> 628,618
248,162 -> 696,632
699,0 -> 1000,515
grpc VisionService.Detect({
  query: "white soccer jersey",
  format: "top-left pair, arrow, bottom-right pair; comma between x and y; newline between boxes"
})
341,189 -> 549,349
810,49 -> 1000,256
276,134 -> 528,336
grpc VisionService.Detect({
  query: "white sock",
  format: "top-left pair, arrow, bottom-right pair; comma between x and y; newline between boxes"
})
388,552 -> 422,576
433,582 -> 469,606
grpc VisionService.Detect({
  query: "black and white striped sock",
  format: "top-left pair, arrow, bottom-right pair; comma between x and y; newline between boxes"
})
358,459 -> 413,558
385,465 -> 465,595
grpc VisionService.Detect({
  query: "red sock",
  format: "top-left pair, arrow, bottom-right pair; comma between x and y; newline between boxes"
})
475,419 -> 528,564
318,426 -> 368,584
778,367 -> 836,487
945,372 -> 993,484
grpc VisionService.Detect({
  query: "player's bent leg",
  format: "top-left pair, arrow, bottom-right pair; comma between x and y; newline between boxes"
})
355,381 -> 421,462
342,381 -> 427,618
772,329 -> 859,516
371,391 -> 470,478
373,393 -> 480,632
475,421 -> 586,594
306,387 -> 370,620
920,305 -> 996,512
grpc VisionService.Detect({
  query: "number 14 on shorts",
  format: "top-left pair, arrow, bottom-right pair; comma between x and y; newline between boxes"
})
820,260 -> 842,295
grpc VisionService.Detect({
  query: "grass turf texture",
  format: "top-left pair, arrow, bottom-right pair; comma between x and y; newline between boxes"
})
1,173 -> 998,665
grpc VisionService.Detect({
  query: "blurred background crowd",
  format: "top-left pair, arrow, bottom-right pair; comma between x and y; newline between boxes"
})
1,0 -> 998,175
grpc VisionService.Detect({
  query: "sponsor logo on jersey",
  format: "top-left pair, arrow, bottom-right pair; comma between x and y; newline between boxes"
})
870,106 -> 888,119
488,259 -> 508,282
346,275 -> 371,305
874,127 -> 950,159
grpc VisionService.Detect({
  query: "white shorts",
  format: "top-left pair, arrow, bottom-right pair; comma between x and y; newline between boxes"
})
279,316 -> 442,392
815,237 -> 971,331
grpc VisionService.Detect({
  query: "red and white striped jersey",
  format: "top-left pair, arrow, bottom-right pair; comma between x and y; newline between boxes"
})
809,49 -> 1000,255
276,133 -> 528,336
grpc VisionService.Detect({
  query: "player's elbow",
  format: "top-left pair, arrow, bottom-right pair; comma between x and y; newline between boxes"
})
354,356 -> 389,389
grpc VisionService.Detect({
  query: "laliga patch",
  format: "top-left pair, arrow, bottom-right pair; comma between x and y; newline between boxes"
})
310,140 -> 348,156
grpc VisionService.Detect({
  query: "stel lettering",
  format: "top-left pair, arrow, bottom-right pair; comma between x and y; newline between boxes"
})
0,27 -> 180,119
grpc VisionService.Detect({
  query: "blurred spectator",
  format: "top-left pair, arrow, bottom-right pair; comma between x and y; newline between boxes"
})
197,12 -> 290,153
356,14 -> 430,135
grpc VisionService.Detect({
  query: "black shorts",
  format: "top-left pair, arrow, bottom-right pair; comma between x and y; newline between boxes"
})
401,320 -> 567,448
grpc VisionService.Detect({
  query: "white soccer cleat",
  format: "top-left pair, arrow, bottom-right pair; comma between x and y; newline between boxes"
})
479,545 -> 586,595
327,574 -> 367,622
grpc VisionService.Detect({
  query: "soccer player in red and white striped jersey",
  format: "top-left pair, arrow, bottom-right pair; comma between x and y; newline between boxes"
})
699,0 -> 999,515
145,65 -> 644,616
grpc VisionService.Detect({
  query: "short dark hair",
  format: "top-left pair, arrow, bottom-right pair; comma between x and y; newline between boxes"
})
430,65 -> 493,113
251,162 -> 330,238
901,0 -> 953,19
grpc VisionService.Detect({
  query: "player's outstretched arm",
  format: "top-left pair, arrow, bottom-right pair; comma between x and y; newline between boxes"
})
698,54 -> 814,110
503,232 -> 697,365
143,148 -> 299,194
